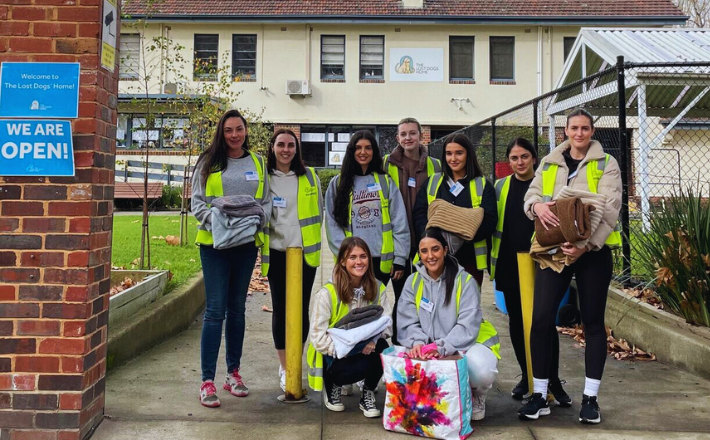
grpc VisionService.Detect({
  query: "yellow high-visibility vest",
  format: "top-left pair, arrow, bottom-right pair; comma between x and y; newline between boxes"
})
410,271 -> 500,359
489,175 -> 512,280
262,167 -> 322,275
426,173 -> 489,271
540,154 -> 622,249
306,281 -> 386,391
195,151 -> 266,246
383,154 -> 441,189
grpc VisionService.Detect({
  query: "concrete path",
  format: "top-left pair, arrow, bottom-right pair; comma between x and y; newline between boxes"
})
94,232 -> 710,440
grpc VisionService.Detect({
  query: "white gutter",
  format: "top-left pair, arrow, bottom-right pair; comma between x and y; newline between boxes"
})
537,26 -> 543,96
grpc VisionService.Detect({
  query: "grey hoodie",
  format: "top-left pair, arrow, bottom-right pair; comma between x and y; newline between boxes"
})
325,173 -> 410,266
397,261 -> 483,357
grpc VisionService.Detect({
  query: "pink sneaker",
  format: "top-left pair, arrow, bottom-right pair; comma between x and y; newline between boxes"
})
224,369 -> 249,397
199,380 -> 221,408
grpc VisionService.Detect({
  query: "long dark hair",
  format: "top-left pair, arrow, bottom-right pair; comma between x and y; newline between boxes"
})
196,109 -> 250,184
440,132 -> 483,181
267,129 -> 307,176
506,137 -> 539,171
419,228 -> 459,307
332,237 -> 378,305
333,130 -> 385,228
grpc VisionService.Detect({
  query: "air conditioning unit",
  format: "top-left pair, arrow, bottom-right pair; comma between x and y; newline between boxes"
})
286,80 -> 310,96
164,83 -> 178,94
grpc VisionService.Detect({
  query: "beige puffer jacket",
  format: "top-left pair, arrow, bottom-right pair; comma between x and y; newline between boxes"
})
523,140 -> 622,251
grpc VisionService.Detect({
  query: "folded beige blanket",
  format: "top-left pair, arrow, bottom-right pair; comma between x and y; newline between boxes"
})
426,199 -> 484,241
530,186 -> 607,272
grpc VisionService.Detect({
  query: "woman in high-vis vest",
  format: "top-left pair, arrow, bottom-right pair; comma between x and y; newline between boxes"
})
490,138 -> 570,405
307,237 -> 391,418
325,130 -> 410,287
412,132 -> 497,287
192,110 -> 272,408
397,228 -> 501,422
261,129 -> 323,392
518,109 -> 622,424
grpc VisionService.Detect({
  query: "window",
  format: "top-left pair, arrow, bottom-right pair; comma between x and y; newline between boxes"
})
119,34 -> 140,80
564,37 -> 576,62
321,35 -> 345,80
232,34 -> 257,80
194,34 -> 218,80
490,36 -> 515,82
449,36 -> 475,81
360,36 -> 385,80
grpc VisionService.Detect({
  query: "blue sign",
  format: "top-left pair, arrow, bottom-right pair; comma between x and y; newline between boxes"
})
0,62 -> 80,118
0,120 -> 75,176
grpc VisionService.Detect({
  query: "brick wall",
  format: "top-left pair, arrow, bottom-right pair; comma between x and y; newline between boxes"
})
273,124 -> 301,141
0,1 -> 117,439
421,125 -> 431,146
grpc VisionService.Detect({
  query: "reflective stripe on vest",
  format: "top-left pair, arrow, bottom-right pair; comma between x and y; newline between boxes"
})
384,154 -> 442,189
411,271 -> 501,359
195,151 -> 266,246
489,176 -> 512,280
307,281 -> 386,391
342,173 -> 395,274
262,167 -> 322,276
425,173 -> 488,271
540,154 -> 622,249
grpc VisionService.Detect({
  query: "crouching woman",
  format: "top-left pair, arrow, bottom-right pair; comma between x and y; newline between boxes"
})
397,228 -> 501,421
307,237 -> 392,418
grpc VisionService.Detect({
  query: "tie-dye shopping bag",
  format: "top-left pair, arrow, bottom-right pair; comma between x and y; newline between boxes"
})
381,346 -> 473,440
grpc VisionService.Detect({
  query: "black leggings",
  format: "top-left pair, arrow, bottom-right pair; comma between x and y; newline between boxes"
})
267,249 -> 318,350
324,338 -> 389,390
502,285 -> 559,381
531,246 -> 612,381
390,257 -> 414,345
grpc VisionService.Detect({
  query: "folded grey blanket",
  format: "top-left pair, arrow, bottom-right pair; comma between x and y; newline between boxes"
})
211,195 -> 266,228
334,305 -> 384,330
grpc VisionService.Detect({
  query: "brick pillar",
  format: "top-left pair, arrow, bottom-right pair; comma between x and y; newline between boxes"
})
0,2 -> 116,439
273,123 -> 301,142
421,125 -> 431,146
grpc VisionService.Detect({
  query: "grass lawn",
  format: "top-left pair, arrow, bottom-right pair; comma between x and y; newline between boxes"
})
112,215 -> 202,291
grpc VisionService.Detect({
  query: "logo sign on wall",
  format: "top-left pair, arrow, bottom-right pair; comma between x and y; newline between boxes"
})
0,62 -> 80,118
101,0 -> 118,71
390,48 -> 444,82
0,120 -> 75,176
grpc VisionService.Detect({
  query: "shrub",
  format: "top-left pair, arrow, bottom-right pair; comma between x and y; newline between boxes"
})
317,169 -> 340,196
160,185 -> 184,208
635,186 -> 710,326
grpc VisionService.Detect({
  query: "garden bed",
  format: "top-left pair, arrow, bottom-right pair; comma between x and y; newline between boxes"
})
109,270 -> 169,328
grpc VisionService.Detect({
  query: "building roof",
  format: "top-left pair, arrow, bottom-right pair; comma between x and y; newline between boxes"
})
123,0 -> 686,24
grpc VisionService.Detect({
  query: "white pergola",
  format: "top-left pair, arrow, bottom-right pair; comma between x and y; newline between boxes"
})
547,28 -> 710,231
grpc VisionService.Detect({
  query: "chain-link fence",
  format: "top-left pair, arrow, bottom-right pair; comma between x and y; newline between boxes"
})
429,58 -> 710,285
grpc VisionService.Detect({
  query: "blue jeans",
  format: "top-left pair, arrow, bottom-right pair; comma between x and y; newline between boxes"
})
199,242 -> 258,382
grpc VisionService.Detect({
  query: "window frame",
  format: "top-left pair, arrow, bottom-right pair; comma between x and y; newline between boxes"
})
193,33 -> 219,81
119,33 -> 140,81
449,36 -> 475,82
563,37 -> 576,63
320,34 -> 346,81
489,36 -> 515,82
359,35 -> 385,81
232,34 -> 257,81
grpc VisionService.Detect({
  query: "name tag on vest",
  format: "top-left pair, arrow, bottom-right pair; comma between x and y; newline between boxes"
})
367,182 -> 382,192
408,177 -> 416,187
273,197 -> 287,208
245,171 -> 259,181
420,297 -> 434,312
449,181 -> 464,197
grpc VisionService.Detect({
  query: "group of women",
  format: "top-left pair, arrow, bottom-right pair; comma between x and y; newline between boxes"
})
191,108 -> 621,426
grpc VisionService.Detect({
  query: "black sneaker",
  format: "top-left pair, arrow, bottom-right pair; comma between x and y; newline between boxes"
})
323,383 -> 345,412
518,393 -> 550,420
359,387 -> 380,418
579,394 -> 601,424
511,377 -> 528,400
548,379 -> 572,407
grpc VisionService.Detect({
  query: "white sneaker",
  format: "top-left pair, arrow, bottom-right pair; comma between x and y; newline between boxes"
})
341,384 -> 354,395
471,394 -> 486,421
279,366 -> 286,392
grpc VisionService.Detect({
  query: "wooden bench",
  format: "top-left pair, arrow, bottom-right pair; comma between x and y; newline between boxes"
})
114,182 -> 164,200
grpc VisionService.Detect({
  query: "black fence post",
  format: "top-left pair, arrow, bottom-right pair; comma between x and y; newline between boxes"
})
616,55 -> 632,285
532,100 -> 539,156
491,118 -> 497,180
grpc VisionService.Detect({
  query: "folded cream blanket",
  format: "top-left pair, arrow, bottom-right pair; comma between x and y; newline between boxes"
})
426,199 -> 484,241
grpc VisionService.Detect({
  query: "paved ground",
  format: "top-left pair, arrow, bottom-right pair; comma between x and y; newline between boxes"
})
94,230 -> 710,440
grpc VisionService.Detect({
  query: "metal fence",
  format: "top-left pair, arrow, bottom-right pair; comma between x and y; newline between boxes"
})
429,58 -> 710,285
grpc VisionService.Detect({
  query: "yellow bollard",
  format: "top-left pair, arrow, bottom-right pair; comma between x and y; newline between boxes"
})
517,252 -> 536,396
279,247 -> 309,403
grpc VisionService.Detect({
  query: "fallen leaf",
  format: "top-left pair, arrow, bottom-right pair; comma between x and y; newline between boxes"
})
110,277 -> 137,296
261,305 -> 273,313
558,325 -> 657,362
165,235 -> 179,246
